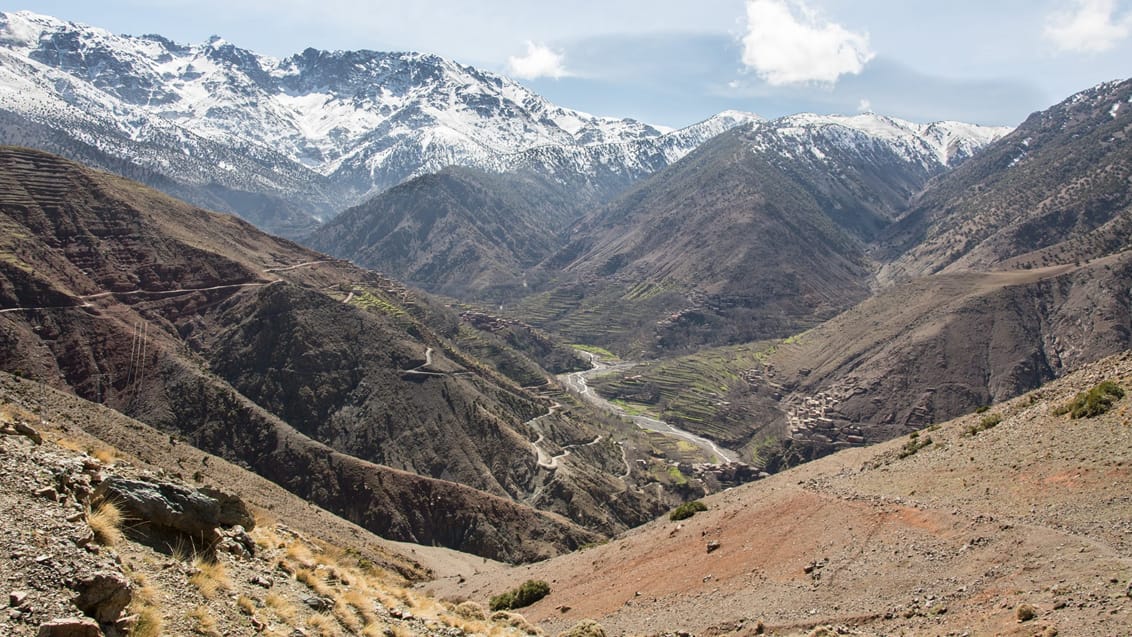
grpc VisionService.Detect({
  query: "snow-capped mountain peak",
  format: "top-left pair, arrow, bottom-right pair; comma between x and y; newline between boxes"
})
0,10 -> 1008,237
747,112 -> 1012,169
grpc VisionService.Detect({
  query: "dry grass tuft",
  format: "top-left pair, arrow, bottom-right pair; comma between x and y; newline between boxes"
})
188,605 -> 220,636
127,572 -> 163,637
343,588 -> 380,627
332,597 -> 363,634
237,594 -> 257,616
189,555 -> 231,600
251,523 -> 284,551
90,446 -> 117,465
265,591 -> 298,624
306,611 -> 342,637
286,540 -> 316,569
295,567 -> 334,597
131,605 -> 163,637
87,498 -> 124,546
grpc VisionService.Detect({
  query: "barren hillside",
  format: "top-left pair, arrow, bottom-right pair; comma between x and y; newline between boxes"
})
436,351 -> 1132,636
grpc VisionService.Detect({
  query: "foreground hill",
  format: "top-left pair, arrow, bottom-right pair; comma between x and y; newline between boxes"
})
439,351 -> 1132,636
0,146 -> 686,562
0,373 -> 575,637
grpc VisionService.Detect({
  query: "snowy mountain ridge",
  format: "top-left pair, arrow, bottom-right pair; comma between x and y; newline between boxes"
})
0,10 -> 1008,236
749,113 -> 1013,169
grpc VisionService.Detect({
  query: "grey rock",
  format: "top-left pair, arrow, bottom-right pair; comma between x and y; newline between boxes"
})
10,590 -> 29,606
93,477 -> 254,536
13,421 -> 43,445
302,596 -> 332,611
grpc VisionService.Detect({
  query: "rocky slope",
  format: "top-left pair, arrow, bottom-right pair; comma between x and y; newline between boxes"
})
0,374 -> 575,637
876,78 -> 1132,284
437,351 -> 1132,636
0,146 -> 690,562
0,10 -> 756,236
589,255 -> 1132,468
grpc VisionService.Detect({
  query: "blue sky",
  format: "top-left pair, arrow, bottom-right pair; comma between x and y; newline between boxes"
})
14,0 -> 1132,128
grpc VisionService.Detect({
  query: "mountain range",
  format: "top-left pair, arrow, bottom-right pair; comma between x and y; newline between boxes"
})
587,77 -> 1132,468
0,9 -> 1131,636
0,10 -> 756,236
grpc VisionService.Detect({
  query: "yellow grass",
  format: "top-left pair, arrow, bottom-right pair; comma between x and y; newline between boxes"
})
87,499 -> 124,546
342,588 -> 380,627
91,446 -> 117,465
265,591 -> 298,624
189,556 -> 231,600
126,572 -> 163,637
237,594 -> 257,616
332,597 -> 363,634
188,606 -> 218,635
306,611 -> 342,637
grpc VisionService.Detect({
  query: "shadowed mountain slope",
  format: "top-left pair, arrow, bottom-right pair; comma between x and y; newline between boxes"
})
0,146 -> 682,561
305,167 -> 578,301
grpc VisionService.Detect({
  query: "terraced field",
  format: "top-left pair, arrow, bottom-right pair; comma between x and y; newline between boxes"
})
510,281 -> 688,355
587,340 -> 783,457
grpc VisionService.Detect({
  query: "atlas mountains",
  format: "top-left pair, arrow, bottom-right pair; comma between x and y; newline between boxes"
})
0,9 -> 1130,637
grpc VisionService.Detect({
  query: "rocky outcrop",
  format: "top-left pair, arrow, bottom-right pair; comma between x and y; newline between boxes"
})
71,571 -> 131,624
94,477 -> 254,537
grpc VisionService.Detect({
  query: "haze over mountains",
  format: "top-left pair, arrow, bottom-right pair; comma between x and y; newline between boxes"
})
0,8 -> 1130,636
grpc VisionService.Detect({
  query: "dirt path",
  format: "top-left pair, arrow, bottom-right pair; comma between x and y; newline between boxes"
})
525,402 -> 616,471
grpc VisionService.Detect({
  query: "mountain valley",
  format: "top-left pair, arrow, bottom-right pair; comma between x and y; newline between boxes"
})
0,9 -> 1130,637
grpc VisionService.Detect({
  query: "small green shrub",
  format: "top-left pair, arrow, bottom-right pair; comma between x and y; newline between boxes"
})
966,413 -> 1002,436
669,500 -> 708,521
1053,381 -> 1125,419
489,579 -> 550,611
897,434 -> 932,459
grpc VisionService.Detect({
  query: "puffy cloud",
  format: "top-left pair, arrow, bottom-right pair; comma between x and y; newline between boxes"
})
741,0 -> 874,86
506,41 -> 569,80
1044,0 -> 1131,53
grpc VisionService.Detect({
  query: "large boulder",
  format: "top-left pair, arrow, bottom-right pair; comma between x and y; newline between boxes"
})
93,477 -> 255,536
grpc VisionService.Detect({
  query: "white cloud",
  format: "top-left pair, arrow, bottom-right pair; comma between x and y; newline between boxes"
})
506,41 -> 569,80
741,0 -> 874,86
1044,0 -> 1132,53
857,98 -> 872,113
